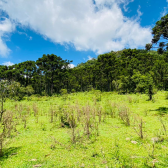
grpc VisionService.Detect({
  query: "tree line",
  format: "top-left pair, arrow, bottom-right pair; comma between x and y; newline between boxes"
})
0,49 -> 168,96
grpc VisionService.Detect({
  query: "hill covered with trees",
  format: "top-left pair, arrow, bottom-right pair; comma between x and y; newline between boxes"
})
0,49 -> 168,97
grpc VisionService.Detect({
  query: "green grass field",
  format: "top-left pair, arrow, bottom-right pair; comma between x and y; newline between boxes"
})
1,91 -> 168,167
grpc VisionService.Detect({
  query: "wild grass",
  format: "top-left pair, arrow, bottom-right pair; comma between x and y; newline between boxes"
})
0,91 -> 168,167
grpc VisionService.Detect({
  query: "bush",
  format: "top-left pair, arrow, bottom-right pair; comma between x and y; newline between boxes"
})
71,89 -> 76,93
60,89 -> 68,100
60,89 -> 67,95
118,105 -> 130,126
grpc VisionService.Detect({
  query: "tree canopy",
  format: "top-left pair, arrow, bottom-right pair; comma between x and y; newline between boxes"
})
146,14 -> 168,54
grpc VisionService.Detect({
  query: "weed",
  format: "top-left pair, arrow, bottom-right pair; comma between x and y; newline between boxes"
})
118,105 -> 130,126
0,110 -> 14,156
159,117 -> 167,135
68,112 -> 77,143
127,95 -> 133,103
97,106 -> 102,123
133,116 -> 144,139
50,106 -> 55,123
33,104 -> 39,123
83,106 -> 92,138
144,109 -> 149,116
59,107 -> 70,128
40,122 -> 47,131
110,102 -> 118,118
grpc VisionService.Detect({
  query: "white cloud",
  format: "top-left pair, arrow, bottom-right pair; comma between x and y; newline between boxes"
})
88,56 -> 93,60
18,31 -> 33,40
68,64 -> 75,68
137,5 -> 143,19
0,0 -> 152,54
0,18 -> 15,57
2,61 -> 14,66
161,7 -> 168,17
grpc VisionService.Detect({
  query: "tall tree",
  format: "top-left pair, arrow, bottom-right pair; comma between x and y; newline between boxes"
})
146,14 -> 168,54
36,54 -> 72,95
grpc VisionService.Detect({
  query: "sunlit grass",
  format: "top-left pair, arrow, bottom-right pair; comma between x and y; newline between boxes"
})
1,91 -> 168,167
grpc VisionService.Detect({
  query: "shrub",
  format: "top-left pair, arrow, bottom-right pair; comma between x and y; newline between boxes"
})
118,105 -> 130,126
71,89 -> 76,93
133,116 -> 144,139
60,89 -> 68,100
60,89 -> 67,95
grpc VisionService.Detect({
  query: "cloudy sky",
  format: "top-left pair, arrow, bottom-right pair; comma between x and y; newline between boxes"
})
0,0 -> 167,66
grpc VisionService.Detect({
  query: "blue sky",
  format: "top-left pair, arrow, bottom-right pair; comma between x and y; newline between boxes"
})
0,0 -> 167,67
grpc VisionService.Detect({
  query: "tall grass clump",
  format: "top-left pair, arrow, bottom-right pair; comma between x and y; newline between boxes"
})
133,116 -> 144,139
33,103 -> 39,123
118,105 -> 130,126
0,110 -> 14,156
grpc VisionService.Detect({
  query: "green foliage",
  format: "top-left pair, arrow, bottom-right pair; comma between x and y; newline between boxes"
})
150,14 -> 168,53
36,54 -> 72,95
132,71 -> 156,100
91,89 -> 101,101
0,48 -> 168,96
0,80 -> 9,122
71,89 -> 76,93
60,89 -> 67,95
145,43 -> 152,51
60,89 -> 68,100
8,81 -> 21,101
8,82 -> 27,101
117,76 -> 130,94
25,85 -> 34,96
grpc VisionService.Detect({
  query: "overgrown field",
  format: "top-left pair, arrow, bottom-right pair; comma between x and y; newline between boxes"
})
1,91 -> 168,167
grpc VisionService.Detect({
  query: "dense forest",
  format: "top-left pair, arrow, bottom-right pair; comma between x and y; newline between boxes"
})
1,14 -> 168,99
0,49 -> 167,96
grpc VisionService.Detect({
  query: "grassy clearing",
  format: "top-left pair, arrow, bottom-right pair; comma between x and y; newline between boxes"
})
1,91 -> 168,167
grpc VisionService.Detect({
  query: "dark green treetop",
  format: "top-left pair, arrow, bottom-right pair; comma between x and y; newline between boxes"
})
146,14 -> 168,53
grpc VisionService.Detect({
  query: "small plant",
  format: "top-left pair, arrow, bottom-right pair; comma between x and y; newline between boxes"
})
159,117 -> 167,135
127,95 -> 133,103
83,106 -> 92,139
118,105 -> 130,126
82,105 -> 99,140
76,104 -> 81,122
60,89 -> 68,100
95,90 -> 101,102
50,106 -> 55,123
33,103 -> 39,123
97,106 -> 102,123
110,102 -> 117,118
0,80 -> 9,122
133,116 -> 144,139
0,110 -> 14,156
71,89 -> 76,93
21,110 -> 28,129
144,109 -> 149,116
113,140 -> 120,161
40,122 -> 47,131
68,112 -> 77,143
59,108 -> 70,127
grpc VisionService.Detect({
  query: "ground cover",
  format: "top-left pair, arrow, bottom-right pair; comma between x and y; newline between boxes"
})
1,91 -> 168,167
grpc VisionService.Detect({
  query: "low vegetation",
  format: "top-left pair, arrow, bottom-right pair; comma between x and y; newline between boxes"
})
0,91 -> 168,167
